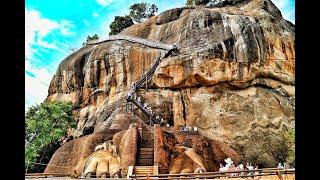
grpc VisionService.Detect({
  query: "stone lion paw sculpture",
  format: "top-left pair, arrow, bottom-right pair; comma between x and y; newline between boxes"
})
169,145 -> 207,174
81,141 -> 121,178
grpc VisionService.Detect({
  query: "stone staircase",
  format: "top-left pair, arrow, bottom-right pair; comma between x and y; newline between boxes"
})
136,148 -> 154,166
133,166 -> 157,176
127,126 -> 158,178
137,126 -> 154,166
127,165 -> 158,178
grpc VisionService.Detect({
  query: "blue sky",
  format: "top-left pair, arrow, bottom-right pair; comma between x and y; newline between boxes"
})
25,0 -> 295,110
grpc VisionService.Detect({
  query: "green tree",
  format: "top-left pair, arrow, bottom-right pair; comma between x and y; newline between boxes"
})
109,15 -> 134,35
129,3 -> 158,23
87,34 -> 99,42
285,126 -> 295,166
82,34 -> 99,46
25,101 -> 76,173
186,0 -> 210,6
186,0 -> 194,6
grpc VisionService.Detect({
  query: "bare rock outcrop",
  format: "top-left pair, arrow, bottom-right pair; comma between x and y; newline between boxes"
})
154,125 -> 240,174
44,125 -> 139,176
44,129 -> 119,175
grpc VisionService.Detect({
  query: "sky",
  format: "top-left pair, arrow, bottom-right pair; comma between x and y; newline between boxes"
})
25,0 -> 295,111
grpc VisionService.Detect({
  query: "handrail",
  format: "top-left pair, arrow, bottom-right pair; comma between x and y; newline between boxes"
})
25,173 -> 70,177
87,35 -> 178,51
125,40 -> 179,126
129,168 -> 295,178
129,97 -> 159,124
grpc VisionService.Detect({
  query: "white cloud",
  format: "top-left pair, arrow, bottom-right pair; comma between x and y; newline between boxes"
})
96,0 -> 113,7
93,12 -> 99,17
83,19 -> 90,26
37,39 -> 59,49
59,20 -> 76,35
25,8 -> 76,60
25,60 -> 55,111
25,8 -> 75,111
25,9 -> 59,59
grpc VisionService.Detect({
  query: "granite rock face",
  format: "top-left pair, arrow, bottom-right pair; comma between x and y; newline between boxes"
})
154,125 -> 240,174
46,0 -> 294,167
44,125 -> 139,177
44,130 -> 120,175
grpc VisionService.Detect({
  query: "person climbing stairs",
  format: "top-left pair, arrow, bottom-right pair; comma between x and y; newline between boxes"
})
126,40 -> 179,126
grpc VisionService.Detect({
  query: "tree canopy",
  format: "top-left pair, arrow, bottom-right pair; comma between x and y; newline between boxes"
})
25,101 -> 76,172
109,15 -> 134,35
186,0 -> 210,6
108,3 -> 158,35
129,3 -> 158,23
285,126 -> 295,166
87,34 -> 99,41
82,34 -> 99,46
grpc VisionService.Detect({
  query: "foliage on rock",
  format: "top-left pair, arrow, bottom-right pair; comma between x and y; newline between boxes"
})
25,101 -> 76,172
186,0 -> 210,6
108,3 -> 158,35
285,126 -> 295,166
242,131 -> 289,167
129,3 -> 158,23
109,16 -> 134,35
82,34 -> 99,46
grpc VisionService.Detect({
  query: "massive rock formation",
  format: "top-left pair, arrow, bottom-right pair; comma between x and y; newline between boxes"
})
46,0 -> 294,167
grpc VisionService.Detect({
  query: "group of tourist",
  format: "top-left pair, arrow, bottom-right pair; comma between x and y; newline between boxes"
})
218,158 -> 259,177
127,85 -> 169,125
180,125 -> 198,132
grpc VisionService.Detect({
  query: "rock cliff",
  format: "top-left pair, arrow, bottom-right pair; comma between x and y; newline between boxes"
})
46,0 -> 294,167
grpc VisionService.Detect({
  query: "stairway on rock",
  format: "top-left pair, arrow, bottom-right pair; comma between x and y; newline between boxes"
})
136,148 -> 154,166
132,166 -> 156,176
126,41 -> 178,126
137,126 -> 154,166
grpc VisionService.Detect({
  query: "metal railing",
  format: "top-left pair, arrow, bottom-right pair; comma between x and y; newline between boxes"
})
129,168 -> 295,179
126,41 -> 179,126
86,35 -> 177,51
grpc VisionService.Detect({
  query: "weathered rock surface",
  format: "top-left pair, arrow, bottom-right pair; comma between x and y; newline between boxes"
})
118,124 -> 139,175
154,125 -> 240,173
46,0 -> 294,167
44,125 -> 139,176
44,129 -> 119,175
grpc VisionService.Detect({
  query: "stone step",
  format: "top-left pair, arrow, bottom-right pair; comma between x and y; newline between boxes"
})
139,148 -> 153,151
138,155 -> 154,159
133,169 -> 154,172
136,159 -> 154,166
138,151 -> 154,155
134,166 -> 155,168
128,165 -> 159,178
137,158 -> 154,162
133,167 -> 154,175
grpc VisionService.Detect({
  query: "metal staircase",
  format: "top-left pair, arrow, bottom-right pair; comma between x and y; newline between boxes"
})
126,43 -> 178,125
80,35 -> 179,126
